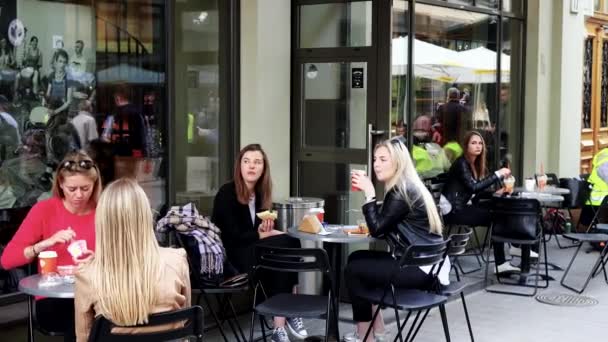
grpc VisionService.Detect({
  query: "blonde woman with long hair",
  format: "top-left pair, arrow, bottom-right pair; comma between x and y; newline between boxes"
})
75,178 -> 190,342
345,138 -> 447,342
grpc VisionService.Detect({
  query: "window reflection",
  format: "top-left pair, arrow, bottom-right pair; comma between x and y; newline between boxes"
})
0,0 -> 166,211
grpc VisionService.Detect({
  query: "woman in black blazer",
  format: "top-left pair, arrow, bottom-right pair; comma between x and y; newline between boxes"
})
442,131 -> 517,273
212,144 -> 305,342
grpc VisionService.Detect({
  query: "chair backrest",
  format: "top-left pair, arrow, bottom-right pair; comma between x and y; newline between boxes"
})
490,197 -> 542,240
446,228 -> 473,256
87,305 -> 204,342
397,239 -> 449,269
546,173 -> 559,186
559,177 -> 592,209
254,245 -> 330,274
172,231 -> 204,289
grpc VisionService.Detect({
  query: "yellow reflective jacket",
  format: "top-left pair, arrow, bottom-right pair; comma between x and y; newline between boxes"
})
588,148 -> 608,205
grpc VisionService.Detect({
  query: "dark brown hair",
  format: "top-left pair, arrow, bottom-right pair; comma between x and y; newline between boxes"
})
52,150 -> 102,203
462,131 -> 487,179
234,144 -> 272,209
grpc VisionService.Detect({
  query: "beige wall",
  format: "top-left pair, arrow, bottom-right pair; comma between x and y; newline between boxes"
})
241,0 -> 291,201
524,0 -> 585,178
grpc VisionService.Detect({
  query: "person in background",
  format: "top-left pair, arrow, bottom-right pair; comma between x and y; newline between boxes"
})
437,87 -> 467,162
75,178 -> 190,341
71,100 -> 98,149
345,138 -> 448,342
0,150 -> 101,341
107,83 -> 147,157
580,147 -> 608,228
15,35 -> 42,99
70,40 -> 87,74
441,131 -> 521,273
0,95 -> 20,164
212,144 -> 307,342
412,115 -> 451,179
46,49 -> 74,116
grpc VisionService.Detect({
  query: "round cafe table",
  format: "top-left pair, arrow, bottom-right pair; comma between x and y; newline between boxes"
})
513,186 -> 571,195
19,274 -> 74,342
287,226 -> 375,342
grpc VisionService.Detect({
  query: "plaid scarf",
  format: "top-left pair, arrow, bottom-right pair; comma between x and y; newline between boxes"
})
156,203 -> 224,275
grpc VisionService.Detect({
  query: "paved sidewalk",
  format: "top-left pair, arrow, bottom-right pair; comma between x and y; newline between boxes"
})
2,237 -> 606,341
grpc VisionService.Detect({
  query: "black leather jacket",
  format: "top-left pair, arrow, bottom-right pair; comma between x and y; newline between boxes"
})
442,157 -> 502,212
362,187 -> 443,255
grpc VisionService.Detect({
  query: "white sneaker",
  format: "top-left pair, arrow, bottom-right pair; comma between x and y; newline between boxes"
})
271,327 -> 291,342
286,317 -> 308,340
374,330 -> 389,342
343,330 -> 380,342
495,262 -> 521,274
509,246 -> 539,258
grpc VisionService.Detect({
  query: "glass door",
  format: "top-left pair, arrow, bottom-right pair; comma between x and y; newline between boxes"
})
292,0 -> 387,226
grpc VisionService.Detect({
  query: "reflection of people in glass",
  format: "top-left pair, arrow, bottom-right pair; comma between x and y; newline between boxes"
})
0,37 -> 15,69
0,95 -> 20,164
15,36 -> 42,100
0,37 -> 17,99
70,40 -> 87,74
437,87 -> 467,145
442,131 -> 516,273
46,49 -> 73,115
106,84 -> 147,157
412,115 -> 450,179
71,100 -> 98,149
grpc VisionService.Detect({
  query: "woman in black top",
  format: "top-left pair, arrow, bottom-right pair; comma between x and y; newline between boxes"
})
344,138 -> 446,342
212,144 -> 305,342
442,131 -> 516,273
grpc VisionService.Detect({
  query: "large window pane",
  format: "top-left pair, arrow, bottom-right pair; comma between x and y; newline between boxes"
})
299,2 -> 373,48
413,4 -> 500,168
302,62 -> 367,149
0,0 -> 166,211
173,1 -> 223,214
391,0 -> 408,140
501,18 -> 524,180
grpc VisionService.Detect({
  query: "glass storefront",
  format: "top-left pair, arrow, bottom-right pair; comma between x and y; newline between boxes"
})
0,0 -> 238,298
0,0 -> 167,213
391,0 -> 525,178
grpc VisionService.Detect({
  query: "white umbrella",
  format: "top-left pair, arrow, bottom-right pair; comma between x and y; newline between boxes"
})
96,63 -> 165,84
452,47 -> 510,83
392,36 -> 466,82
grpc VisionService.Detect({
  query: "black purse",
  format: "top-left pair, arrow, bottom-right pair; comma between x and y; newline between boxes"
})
491,197 -> 541,240
559,178 -> 591,209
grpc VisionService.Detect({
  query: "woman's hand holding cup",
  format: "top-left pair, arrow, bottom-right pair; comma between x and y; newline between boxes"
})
351,170 -> 375,197
498,168 -> 511,179
258,219 -> 275,233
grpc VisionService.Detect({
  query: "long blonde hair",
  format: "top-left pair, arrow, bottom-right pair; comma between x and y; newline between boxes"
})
89,178 -> 161,326
376,139 -> 443,235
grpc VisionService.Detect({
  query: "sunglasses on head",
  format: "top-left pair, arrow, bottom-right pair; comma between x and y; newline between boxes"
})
390,136 -> 407,149
60,159 -> 95,171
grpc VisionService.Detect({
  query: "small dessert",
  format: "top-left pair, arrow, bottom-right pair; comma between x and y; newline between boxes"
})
256,210 -> 278,220
298,214 -> 323,234
67,240 -> 87,259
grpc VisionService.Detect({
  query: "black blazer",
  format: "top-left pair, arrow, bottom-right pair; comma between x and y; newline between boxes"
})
362,187 -> 443,254
211,181 -> 263,250
442,156 -> 501,212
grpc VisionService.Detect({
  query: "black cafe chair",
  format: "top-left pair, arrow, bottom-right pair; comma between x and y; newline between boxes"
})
359,240 -> 451,342
441,229 -> 475,342
560,232 -> 608,293
87,305 -> 204,342
174,232 -> 248,342
249,246 -> 337,342
484,197 -> 549,297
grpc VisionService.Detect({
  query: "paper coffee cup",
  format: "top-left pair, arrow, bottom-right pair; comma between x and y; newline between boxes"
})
39,251 -> 58,275
351,170 -> 366,191
524,179 -> 535,191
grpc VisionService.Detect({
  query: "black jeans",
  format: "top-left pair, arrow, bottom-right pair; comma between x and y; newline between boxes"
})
227,234 -> 300,301
345,250 -> 434,322
444,204 -> 507,265
35,298 -> 75,342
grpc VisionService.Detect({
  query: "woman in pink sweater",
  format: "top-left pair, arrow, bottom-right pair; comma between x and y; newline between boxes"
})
1,150 -> 101,341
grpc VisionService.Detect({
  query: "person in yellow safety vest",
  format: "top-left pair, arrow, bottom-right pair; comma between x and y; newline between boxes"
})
187,112 -> 194,143
413,144 -> 433,177
587,148 -> 608,206
443,141 -> 463,164
578,147 -> 608,229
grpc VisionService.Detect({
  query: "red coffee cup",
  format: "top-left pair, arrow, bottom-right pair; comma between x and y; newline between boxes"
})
39,251 -> 58,275
351,170 -> 365,191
